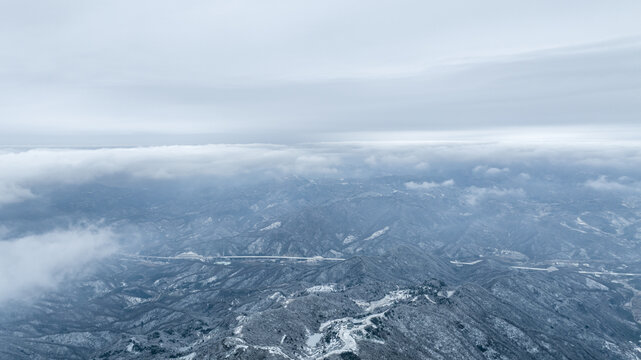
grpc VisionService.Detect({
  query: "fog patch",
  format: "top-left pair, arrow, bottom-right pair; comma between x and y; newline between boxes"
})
474,165 -> 510,176
463,186 -> 525,206
1,141 -> 641,206
0,145 -> 340,206
585,176 -> 641,193
0,182 -> 35,206
405,179 -> 454,190
0,226 -> 118,304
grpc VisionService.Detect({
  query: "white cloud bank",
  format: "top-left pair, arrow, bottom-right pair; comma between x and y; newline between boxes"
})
463,187 -> 526,206
584,176 -> 641,193
405,179 -> 454,190
473,165 -> 510,176
1,139 -> 641,206
0,145 -> 340,205
0,227 -> 118,303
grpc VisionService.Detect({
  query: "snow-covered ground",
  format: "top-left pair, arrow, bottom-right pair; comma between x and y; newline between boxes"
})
579,270 -> 641,277
560,221 -> 587,234
511,266 -> 558,272
260,221 -> 282,231
355,290 -> 411,312
128,253 -> 344,262
450,259 -> 483,265
306,333 -> 322,348
298,289 -> 413,358
576,217 -> 609,236
585,278 -> 609,291
307,311 -> 386,359
364,226 -> 389,241
306,284 -> 336,293
175,251 -> 207,262
122,295 -> 148,307
343,235 -> 357,244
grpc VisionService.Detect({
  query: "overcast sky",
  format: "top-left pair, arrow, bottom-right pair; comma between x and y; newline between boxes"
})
1,0 -> 640,145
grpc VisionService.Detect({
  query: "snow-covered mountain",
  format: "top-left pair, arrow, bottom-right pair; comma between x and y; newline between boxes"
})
2,160 -> 641,359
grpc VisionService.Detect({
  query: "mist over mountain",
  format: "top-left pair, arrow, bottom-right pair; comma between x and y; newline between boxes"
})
1,141 -> 641,359
2,1 -> 641,358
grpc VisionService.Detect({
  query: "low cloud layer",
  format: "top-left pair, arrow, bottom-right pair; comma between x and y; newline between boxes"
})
0,145 -> 340,205
463,187 -> 526,206
1,139 -> 640,206
405,179 -> 454,190
0,142 -> 638,304
585,176 -> 641,193
474,166 -> 510,176
0,227 -> 118,303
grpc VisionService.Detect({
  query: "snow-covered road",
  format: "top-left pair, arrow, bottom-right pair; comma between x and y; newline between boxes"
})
124,252 -> 345,262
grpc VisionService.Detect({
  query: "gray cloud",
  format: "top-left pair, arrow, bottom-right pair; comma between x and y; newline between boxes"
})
0,1 -> 640,144
0,227 -> 117,303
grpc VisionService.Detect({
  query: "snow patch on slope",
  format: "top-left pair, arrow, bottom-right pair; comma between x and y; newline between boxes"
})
260,222 -> 281,231
356,289 -> 411,312
343,235 -> 357,244
364,227 -> 389,241
450,259 -> 483,265
175,251 -> 207,262
310,312 -> 386,358
306,284 -> 336,293
585,278 -> 609,291
306,333 -> 323,348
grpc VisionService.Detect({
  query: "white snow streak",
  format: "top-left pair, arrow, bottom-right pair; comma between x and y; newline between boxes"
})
260,222 -> 282,231
364,227 -> 389,241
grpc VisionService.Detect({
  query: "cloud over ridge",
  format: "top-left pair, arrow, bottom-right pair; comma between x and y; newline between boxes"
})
0,226 -> 118,304
1,138 -> 641,206
405,179 -> 455,190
